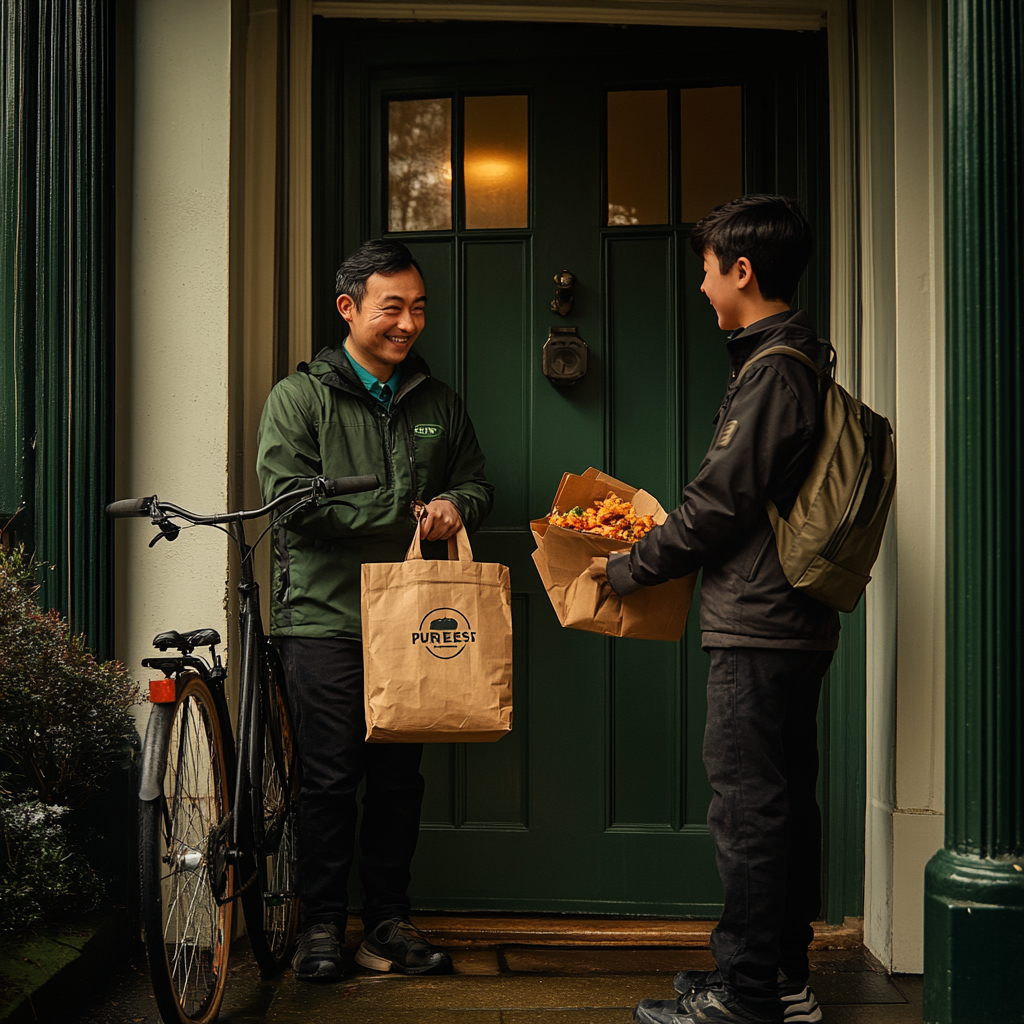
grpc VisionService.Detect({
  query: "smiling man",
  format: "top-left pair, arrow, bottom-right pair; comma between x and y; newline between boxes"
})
256,239 -> 493,982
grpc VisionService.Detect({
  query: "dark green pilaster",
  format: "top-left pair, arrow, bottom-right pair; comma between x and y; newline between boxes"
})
924,3 -> 1024,1022
0,2 -> 113,654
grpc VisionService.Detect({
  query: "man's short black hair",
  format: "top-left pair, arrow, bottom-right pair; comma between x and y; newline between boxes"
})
335,238 -> 424,308
689,194 -> 813,304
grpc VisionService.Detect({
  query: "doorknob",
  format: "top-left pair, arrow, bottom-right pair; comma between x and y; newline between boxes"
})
550,270 -> 575,316
542,327 -> 588,388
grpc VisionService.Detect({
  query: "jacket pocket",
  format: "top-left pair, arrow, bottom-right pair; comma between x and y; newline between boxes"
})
275,527 -> 292,608
744,530 -> 774,582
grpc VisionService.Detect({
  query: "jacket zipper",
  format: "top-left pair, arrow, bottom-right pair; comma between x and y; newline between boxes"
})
377,406 -> 395,490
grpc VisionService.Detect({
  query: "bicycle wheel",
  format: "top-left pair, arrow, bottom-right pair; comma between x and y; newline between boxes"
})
240,645 -> 300,974
140,671 -> 233,1024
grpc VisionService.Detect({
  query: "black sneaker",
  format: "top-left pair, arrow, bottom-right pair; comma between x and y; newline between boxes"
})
674,969 -> 820,1023
354,917 -> 453,976
291,922 -> 345,982
634,986 -> 782,1024
673,968 -> 723,997
778,972 -> 822,1023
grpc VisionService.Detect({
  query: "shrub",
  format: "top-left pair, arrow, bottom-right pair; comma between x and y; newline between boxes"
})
0,797 -> 103,931
0,545 -> 143,930
0,546 -> 142,809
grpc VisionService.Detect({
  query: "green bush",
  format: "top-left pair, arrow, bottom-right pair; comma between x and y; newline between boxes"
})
0,546 -> 142,809
0,545 -> 142,930
0,797 -> 103,931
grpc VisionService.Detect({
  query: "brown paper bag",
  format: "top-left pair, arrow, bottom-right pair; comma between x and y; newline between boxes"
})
361,526 -> 513,743
531,468 -> 696,642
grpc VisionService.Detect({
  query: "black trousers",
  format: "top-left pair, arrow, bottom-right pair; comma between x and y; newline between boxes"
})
278,637 -> 425,931
703,647 -> 834,1010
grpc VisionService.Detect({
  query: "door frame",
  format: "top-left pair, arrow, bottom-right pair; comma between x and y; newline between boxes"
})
238,0 -> 868,924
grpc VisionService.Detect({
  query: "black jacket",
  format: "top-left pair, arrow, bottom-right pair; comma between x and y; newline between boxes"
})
607,310 -> 840,650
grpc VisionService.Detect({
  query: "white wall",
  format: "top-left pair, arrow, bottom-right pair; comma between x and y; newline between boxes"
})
118,0 -> 234,719
889,0 -> 945,973
861,0 -> 946,973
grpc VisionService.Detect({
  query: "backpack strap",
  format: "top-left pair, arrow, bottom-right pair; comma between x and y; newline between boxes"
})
737,345 -> 827,382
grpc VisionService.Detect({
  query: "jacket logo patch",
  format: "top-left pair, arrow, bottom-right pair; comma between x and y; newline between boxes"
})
411,607 -> 476,660
414,424 -> 444,438
717,420 -> 739,448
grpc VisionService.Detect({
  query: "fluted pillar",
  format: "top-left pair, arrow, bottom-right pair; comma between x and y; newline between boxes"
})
0,2 -> 113,653
923,3 -> 1024,1021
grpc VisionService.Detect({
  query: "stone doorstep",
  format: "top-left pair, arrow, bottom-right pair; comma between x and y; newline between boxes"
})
344,916 -> 864,950
0,910 -> 132,1024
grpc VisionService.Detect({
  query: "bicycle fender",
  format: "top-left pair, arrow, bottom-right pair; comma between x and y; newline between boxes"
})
139,702 -> 175,801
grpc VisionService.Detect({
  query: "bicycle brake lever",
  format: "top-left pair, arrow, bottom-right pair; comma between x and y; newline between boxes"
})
149,517 -> 181,546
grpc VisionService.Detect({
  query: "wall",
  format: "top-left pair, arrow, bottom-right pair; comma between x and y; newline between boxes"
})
114,0 -> 234,717
889,0 -> 945,975
860,0 -> 946,973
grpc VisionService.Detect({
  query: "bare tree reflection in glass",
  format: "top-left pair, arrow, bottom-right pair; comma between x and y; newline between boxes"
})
389,98 -> 453,232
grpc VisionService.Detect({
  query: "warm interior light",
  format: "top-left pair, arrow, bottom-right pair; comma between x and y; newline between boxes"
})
464,95 -> 529,229
466,156 -> 514,182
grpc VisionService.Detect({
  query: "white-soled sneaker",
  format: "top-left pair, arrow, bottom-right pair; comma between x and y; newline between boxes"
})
778,972 -> 822,1023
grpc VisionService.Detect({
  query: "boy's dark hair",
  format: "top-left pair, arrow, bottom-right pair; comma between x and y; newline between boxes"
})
689,194 -> 813,304
335,238 -> 424,308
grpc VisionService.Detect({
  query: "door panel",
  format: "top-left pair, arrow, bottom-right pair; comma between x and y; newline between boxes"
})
313,18 -> 829,916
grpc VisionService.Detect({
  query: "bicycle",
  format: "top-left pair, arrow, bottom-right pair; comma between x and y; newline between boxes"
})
107,473 -> 379,1024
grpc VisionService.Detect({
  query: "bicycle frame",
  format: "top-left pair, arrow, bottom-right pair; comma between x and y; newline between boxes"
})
110,472 -> 377,1016
230,517 -> 287,855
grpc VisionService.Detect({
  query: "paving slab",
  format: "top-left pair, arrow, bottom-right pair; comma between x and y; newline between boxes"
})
267,973 -> 663,1015
813,970 -> 907,1005
501,1012 -> 632,1023
67,935 -> 924,1024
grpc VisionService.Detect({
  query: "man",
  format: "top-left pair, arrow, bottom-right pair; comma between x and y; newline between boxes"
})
591,196 -> 838,1024
257,239 -> 493,981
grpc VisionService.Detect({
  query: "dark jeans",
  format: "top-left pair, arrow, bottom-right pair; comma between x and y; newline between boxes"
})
703,647 -> 834,1010
278,637 -> 425,932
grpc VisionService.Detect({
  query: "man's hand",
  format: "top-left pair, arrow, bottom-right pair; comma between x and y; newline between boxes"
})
419,499 -> 462,541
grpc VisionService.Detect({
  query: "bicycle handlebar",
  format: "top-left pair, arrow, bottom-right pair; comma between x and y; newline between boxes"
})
106,496 -> 154,519
321,474 -> 379,498
105,474 -> 381,524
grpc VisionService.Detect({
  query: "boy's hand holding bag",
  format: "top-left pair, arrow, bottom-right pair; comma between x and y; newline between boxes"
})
531,468 -> 695,642
360,514 -> 513,743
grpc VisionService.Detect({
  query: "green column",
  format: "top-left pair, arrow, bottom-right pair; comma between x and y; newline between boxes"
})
924,3 -> 1024,1022
0,2 -> 113,654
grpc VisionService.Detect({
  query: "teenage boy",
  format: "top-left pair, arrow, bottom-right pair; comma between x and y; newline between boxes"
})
590,195 -> 838,1024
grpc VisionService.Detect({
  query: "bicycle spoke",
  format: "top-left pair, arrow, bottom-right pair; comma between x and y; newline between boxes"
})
148,684 -> 230,1020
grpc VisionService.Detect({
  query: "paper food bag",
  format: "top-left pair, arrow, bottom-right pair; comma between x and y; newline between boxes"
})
531,468 -> 695,642
361,526 -> 513,743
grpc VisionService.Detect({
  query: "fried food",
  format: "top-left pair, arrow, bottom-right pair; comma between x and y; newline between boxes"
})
548,492 -> 656,542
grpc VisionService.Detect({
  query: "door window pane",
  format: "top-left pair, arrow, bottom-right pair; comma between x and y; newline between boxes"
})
607,90 -> 668,226
388,98 -> 452,232
464,95 -> 529,230
680,87 -> 743,223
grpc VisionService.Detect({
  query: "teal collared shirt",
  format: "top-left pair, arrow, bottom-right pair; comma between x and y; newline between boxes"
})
343,343 -> 401,412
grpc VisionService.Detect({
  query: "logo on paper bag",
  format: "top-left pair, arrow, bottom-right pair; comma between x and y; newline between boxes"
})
412,607 -> 476,660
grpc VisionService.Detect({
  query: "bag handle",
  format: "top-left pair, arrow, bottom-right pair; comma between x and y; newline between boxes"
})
405,506 -> 474,563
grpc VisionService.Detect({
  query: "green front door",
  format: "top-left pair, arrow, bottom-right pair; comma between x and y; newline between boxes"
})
313,19 -> 829,916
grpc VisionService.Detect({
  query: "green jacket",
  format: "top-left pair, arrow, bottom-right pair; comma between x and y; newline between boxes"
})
256,346 -> 494,640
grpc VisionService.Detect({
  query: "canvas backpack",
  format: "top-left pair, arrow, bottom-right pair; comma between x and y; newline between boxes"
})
737,344 -> 896,613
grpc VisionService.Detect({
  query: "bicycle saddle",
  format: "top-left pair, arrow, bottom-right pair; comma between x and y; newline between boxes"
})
152,628 -> 222,653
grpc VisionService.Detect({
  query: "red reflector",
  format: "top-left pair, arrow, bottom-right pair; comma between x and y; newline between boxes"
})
149,678 -> 176,703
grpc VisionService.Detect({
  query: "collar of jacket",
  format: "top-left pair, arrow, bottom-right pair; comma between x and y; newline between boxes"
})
724,310 -> 818,380
305,345 -> 430,406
